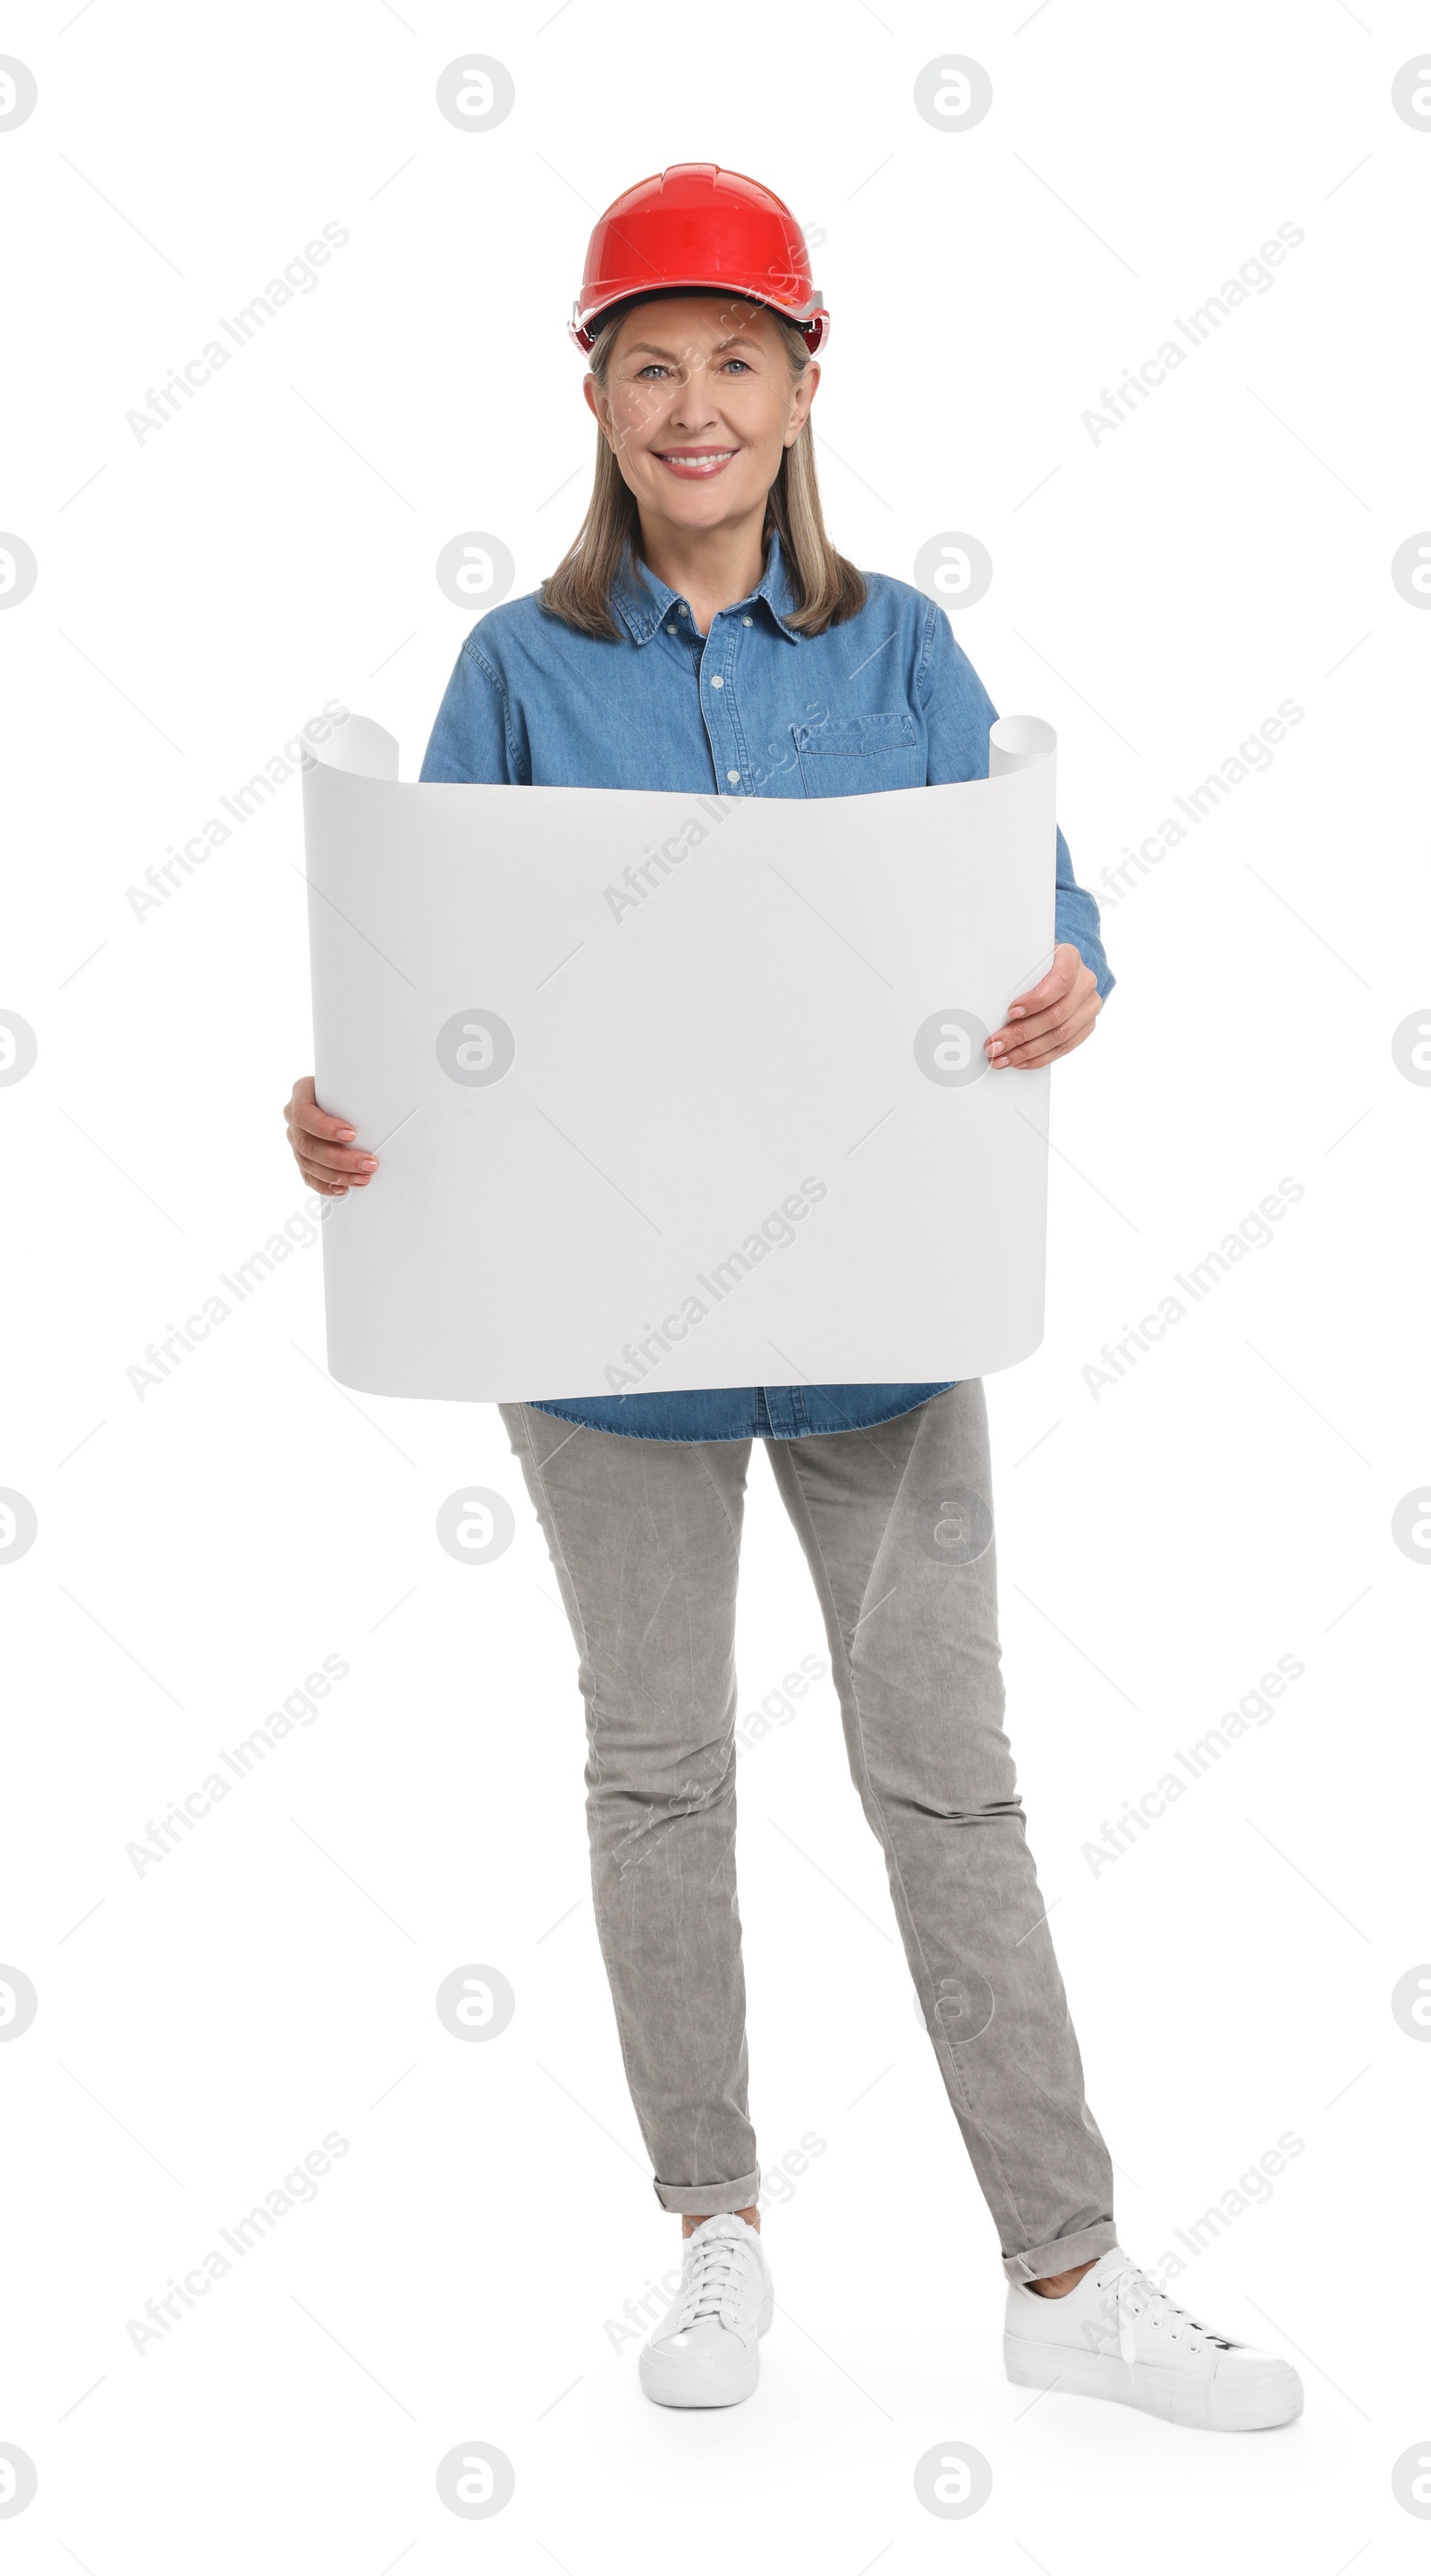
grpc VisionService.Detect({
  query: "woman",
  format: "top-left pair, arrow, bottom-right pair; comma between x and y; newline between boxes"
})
284,165 -> 1300,2431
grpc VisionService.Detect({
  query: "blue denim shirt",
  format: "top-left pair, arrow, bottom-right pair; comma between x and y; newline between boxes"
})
421,533 -> 1113,1442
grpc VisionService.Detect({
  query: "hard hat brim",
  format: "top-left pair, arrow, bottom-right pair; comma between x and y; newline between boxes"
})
569,288 -> 829,357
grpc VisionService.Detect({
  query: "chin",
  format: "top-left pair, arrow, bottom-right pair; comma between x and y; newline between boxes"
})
648,478 -> 753,526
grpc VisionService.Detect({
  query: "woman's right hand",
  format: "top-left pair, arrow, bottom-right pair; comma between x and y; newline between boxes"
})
284,1075 -> 378,1197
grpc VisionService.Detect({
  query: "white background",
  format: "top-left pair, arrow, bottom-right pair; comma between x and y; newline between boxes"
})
4,1 -> 1428,2566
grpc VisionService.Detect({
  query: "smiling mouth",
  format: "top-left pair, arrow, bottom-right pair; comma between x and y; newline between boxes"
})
654,448 -> 738,477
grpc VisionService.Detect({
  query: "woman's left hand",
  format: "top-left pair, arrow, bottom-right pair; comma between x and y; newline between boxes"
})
985,943 -> 1102,1069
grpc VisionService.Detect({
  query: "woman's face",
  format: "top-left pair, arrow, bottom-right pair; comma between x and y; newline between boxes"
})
585,295 -> 818,537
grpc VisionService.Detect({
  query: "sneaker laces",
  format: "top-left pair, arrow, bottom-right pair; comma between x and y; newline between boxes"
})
1105,2263 -> 1235,2358
676,2226 -> 754,2329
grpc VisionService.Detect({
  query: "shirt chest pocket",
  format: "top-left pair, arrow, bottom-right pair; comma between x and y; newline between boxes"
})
791,710 -> 924,798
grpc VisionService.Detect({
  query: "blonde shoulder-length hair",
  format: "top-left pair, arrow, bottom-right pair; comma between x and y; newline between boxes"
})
540,301 -> 867,642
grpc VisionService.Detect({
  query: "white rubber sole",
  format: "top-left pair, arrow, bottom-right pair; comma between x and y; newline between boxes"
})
639,2292 -> 775,2410
1004,2331 -> 1303,2431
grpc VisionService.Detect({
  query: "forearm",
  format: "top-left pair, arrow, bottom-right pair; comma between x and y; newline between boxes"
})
1054,826 -> 1114,1002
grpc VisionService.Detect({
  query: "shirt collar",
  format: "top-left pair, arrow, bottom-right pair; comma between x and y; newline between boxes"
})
612,527 -> 802,646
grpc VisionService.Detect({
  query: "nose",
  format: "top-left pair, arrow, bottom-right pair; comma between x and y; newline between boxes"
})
665,358 -> 721,435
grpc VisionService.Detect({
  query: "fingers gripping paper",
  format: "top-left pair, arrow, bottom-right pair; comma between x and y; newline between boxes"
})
303,714 -> 1057,1402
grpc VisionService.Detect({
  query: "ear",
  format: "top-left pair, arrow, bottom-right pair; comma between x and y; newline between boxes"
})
582,373 -> 614,445
784,358 -> 820,447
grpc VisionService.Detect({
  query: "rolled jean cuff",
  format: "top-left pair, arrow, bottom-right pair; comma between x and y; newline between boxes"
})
653,2167 -> 761,2217
1003,2220 -> 1120,2286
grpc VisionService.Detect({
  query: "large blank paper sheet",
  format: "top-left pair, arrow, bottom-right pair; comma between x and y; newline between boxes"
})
303,713 -> 1056,1403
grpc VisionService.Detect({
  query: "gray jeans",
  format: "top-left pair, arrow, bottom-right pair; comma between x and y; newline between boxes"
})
500,1383 -> 1116,2283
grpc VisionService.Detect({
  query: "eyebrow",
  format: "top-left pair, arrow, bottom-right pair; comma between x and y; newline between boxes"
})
622,334 -> 756,360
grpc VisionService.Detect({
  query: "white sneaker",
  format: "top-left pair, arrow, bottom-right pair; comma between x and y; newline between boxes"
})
639,2214 -> 775,2409
1004,2247 -> 1303,2431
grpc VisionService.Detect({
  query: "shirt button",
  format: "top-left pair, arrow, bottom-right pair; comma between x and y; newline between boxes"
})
726,769 -> 741,784
677,604 -> 690,617
665,624 -> 677,635
709,673 -> 724,688
741,615 -> 753,627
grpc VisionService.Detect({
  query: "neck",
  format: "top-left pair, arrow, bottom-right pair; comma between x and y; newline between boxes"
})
634,503 -> 769,636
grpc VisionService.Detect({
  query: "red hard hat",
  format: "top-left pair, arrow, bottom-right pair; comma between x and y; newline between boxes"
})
569,164 -> 829,356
